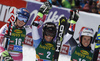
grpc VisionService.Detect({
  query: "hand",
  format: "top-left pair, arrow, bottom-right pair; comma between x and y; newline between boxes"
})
69,9 -> 79,24
32,1 -> 52,26
38,1 -> 52,15
68,9 -> 79,32
32,15 -> 47,27
1,50 -> 13,61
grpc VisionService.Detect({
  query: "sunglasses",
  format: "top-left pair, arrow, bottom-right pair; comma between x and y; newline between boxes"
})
45,31 -> 55,37
17,14 -> 28,23
17,16 -> 28,23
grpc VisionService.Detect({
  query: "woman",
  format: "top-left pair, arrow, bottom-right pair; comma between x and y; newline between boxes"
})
0,8 -> 30,61
63,9 -> 94,61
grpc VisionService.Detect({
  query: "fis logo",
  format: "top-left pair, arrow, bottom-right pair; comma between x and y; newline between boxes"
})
80,50 -> 89,55
14,29 -> 22,33
45,43 -> 53,47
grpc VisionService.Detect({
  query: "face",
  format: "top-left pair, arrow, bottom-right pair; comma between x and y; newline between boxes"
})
97,4 -> 100,9
82,36 -> 91,47
52,0 -> 57,2
16,19 -> 26,27
91,8 -> 97,13
44,35 -> 53,42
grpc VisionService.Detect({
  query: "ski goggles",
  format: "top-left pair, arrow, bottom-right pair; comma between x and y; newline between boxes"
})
45,32 -> 55,37
45,30 -> 56,37
17,14 -> 28,23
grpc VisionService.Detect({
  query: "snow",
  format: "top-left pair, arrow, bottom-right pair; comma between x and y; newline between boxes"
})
23,45 -> 71,61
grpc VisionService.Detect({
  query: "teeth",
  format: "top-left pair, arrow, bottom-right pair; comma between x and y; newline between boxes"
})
84,43 -> 87,45
47,37 -> 50,39
19,22 -> 23,25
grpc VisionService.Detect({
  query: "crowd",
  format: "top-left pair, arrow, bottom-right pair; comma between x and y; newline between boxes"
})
35,0 -> 100,14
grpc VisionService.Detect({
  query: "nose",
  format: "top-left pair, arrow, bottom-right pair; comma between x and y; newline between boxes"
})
21,20 -> 25,22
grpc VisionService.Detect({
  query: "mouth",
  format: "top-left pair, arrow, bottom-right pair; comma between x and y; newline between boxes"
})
47,37 -> 51,39
84,43 -> 88,46
19,22 -> 24,25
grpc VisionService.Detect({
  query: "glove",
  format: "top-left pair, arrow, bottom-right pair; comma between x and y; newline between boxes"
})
68,9 -> 79,33
68,9 -> 79,24
37,1 -> 52,18
32,15 -> 47,27
32,1 -> 52,27
1,50 -> 13,61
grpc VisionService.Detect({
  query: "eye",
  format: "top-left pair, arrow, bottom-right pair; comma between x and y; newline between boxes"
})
87,39 -> 91,41
83,38 -> 86,40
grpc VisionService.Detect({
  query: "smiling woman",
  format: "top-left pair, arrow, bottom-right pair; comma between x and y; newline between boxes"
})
43,22 -> 57,42
66,26 -> 94,61
82,36 -> 91,47
79,27 -> 94,47
0,8 -> 30,61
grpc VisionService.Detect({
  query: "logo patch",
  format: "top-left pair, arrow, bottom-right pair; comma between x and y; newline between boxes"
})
14,29 -> 22,33
13,45 -> 22,52
38,53 -> 44,55
80,50 -> 89,55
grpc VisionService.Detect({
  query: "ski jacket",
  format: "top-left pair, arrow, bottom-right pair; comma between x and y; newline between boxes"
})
0,24 -> 31,61
0,24 -> 31,52
71,45 -> 93,61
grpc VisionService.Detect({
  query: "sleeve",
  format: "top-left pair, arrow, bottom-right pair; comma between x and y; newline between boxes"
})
32,25 -> 41,48
32,25 -> 40,40
25,26 -> 32,35
63,33 -> 78,47
32,14 -> 47,48
62,32 -> 78,55
63,17 -> 78,47
0,24 -> 7,44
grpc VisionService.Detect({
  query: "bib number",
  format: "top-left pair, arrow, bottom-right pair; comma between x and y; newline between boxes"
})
79,58 -> 86,61
46,51 -> 51,59
15,38 -> 22,46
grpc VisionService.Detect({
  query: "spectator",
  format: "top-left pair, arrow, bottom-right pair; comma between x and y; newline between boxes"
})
90,7 -> 98,14
48,0 -> 62,7
68,0 -> 75,8
91,1 -> 97,8
61,0 -> 71,9
97,0 -> 100,3
98,9 -> 100,14
82,3 -> 90,12
80,0 -> 90,8
97,3 -> 100,9
97,3 -> 100,14
74,0 -> 82,10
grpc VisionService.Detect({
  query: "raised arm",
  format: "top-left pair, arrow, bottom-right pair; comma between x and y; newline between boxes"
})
31,1 -> 52,48
63,9 -> 79,47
